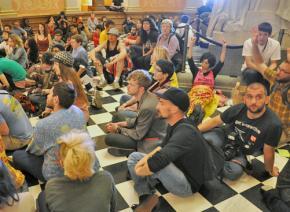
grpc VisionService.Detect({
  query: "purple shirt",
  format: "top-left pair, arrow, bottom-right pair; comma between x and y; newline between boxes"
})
156,33 -> 180,58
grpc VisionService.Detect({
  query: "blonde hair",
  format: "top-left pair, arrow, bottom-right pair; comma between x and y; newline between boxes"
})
127,69 -> 152,89
151,46 -> 171,65
9,34 -> 23,48
58,130 -> 96,180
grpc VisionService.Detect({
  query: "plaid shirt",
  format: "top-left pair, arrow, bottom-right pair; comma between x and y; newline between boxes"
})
264,68 -> 290,138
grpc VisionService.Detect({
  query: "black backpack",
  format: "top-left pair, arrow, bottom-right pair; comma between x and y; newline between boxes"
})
181,123 -> 225,181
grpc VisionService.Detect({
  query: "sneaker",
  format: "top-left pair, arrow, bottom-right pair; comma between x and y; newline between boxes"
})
112,81 -> 120,90
95,78 -> 107,88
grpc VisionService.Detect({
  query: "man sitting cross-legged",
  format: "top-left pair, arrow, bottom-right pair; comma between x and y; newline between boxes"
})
199,82 -> 282,180
127,88 -> 211,211
105,70 -> 167,157
13,82 -> 89,182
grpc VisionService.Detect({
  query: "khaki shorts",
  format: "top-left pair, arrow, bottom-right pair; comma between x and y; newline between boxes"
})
2,135 -> 33,150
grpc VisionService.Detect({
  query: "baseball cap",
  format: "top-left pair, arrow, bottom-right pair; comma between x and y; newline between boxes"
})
107,28 -> 119,36
156,88 -> 189,112
52,51 -> 74,67
54,29 -> 63,36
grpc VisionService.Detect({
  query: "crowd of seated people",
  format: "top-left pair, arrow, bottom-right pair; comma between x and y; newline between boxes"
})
0,10 -> 289,212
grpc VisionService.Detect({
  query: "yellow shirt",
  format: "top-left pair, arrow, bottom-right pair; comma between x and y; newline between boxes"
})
149,65 -> 179,88
99,29 -> 108,44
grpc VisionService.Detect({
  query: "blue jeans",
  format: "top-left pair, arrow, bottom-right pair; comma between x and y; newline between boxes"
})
127,152 -> 192,197
203,128 -> 247,181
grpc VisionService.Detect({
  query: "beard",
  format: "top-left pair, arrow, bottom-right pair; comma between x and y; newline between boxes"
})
248,104 -> 265,114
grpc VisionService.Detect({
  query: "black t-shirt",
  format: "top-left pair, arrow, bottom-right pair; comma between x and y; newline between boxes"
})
221,104 -> 282,155
147,119 -> 209,193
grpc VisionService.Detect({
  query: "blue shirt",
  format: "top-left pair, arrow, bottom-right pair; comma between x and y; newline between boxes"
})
27,105 -> 86,180
72,46 -> 88,64
0,90 -> 32,140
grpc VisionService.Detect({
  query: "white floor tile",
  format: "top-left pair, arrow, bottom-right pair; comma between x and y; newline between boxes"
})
112,94 -> 125,102
95,148 -> 127,167
90,113 -> 113,124
163,192 -> 212,212
28,184 -> 42,201
256,153 -> 288,171
262,176 -> 277,188
87,125 -> 105,137
215,194 -> 262,212
224,172 -> 260,193
102,102 -> 120,112
100,90 -> 110,97
119,209 -> 133,212
116,180 -> 139,206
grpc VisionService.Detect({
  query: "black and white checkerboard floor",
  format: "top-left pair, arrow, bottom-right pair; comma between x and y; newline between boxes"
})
25,84 -> 290,212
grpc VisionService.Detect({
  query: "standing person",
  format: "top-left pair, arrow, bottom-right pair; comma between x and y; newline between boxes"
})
38,130 -> 116,212
6,34 -> 27,68
198,82 -> 282,180
127,88 -> 211,211
35,23 -> 52,55
241,22 -> 281,93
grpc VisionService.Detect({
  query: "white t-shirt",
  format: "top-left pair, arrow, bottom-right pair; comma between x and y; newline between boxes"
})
241,37 -> 281,71
176,23 -> 194,47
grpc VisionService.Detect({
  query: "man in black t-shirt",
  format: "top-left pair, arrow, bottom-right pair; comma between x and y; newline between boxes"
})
127,88 -> 210,211
199,82 -> 282,181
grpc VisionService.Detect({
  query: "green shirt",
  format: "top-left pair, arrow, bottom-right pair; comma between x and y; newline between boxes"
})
0,58 -> 26,81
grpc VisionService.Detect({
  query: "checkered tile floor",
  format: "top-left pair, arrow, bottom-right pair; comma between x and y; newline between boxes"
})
23,83 -> 290,212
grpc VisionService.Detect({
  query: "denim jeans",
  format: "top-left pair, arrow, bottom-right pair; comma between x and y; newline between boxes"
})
127,152 -> 192,197
203,128 -> 247,181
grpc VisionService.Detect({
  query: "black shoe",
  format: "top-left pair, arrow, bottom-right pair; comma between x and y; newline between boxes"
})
107,147 -> 134,157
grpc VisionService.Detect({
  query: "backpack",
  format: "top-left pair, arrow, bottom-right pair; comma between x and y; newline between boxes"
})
180,123 -> 225,181
270,81 -> 290,109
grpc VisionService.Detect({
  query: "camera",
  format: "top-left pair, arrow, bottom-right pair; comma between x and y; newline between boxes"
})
223,132 -> 241,161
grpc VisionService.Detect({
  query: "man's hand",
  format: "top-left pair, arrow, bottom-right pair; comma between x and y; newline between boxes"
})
251,27 -> 259,46
269,166 -> 279,177
106,122 -> 119,133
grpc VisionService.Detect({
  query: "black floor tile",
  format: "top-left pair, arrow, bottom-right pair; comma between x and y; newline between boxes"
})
250,159 -> 272,182
89,106 -> 107,115
102,96 -> 118,104
106,89 -> 125,95
202,207 -> 219,212
199,178 -> 237,205
115,189 -> 130,211
240,183 -> 270,212
94,135 -> 108,150
103,161 -> 129,184
154,196 -> 176,212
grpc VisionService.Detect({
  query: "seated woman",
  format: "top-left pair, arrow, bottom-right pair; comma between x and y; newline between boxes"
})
0,49 -> 33,90
37,130 -> 116,212
24,37 -> 39,68
187,37 -> 227,119
149,46 -> 179,88
35,23 -> 52,55
50,52 -> 89,122
0,160 -> 35,212
5,34 -> 27,68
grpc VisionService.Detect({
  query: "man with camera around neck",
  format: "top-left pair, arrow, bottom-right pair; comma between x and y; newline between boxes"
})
198,82 -> 282,180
